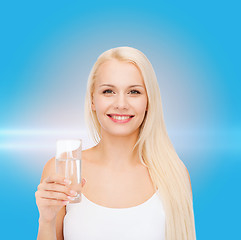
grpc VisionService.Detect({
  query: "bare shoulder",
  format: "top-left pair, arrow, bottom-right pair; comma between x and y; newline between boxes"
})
41,146 -> 95,181
40,157 -> 56,182
82,146 -> 96,160
40,148 -> 94,180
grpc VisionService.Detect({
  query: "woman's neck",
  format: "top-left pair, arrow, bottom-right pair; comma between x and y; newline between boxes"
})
93,133 -> 141,171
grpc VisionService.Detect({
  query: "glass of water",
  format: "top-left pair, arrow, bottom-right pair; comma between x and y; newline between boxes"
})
55,139 -> 82,203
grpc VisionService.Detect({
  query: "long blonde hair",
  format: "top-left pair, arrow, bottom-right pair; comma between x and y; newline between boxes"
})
84,46 -> 196,240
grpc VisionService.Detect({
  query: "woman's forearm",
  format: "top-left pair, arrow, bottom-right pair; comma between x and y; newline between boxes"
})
37,218 -> 57,240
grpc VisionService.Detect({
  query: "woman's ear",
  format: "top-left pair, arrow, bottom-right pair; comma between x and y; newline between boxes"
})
91,98 -> 96,111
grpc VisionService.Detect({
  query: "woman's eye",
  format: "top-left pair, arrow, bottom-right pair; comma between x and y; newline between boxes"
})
103,89 -> 113,94
130,90 -> 141,94
102,89 -> 140,94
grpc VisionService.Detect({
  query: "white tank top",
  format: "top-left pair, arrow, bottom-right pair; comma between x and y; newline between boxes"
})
64,190 -> 165,240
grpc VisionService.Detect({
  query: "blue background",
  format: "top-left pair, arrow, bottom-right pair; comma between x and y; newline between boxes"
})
0,1 -> 240,239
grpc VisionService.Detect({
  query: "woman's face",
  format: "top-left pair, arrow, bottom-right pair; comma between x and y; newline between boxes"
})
92,59 -> 148,138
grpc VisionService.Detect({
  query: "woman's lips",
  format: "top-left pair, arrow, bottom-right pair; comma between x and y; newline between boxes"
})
107,114 -> 134,123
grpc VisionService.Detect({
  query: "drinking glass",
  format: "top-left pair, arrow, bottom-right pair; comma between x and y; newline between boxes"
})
55,139 -> 82,203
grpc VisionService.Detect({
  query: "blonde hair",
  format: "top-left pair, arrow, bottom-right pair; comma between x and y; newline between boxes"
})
84,46 -> 196,240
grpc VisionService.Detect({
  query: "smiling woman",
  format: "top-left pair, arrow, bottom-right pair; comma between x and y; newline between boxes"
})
83,46 -> 196,239
91,59 -> 148,138
35,46 -> 196,240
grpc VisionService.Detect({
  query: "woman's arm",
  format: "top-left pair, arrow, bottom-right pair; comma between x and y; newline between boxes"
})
37,206 -> 66,240
36,157 -> 66,240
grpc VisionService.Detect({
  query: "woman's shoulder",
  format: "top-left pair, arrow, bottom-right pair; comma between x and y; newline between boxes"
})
40,156 -> 56,182
45,156 -> 55,167
41,146 -> 96,182
82,146 -> 98,162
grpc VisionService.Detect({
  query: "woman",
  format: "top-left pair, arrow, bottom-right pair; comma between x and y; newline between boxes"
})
36,46 -> 196,240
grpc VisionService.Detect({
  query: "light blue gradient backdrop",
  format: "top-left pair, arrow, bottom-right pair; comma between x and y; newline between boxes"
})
0,1 -> 240,239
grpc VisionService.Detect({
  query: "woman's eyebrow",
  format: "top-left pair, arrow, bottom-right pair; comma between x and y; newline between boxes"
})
99,84 -> 144,88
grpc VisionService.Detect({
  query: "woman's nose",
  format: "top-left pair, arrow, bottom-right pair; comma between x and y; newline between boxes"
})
113,93 -> 129,110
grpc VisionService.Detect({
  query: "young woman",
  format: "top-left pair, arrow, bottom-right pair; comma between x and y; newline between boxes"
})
36,46 -> 196,240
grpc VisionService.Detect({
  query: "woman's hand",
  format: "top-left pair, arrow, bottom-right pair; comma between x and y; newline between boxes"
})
35,175 -> 87,223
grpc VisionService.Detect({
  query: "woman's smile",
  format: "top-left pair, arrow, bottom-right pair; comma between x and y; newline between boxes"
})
107,114 -> 135,123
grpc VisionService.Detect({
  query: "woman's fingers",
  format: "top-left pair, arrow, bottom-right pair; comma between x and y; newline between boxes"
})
44,175 -> 71,185
38,182 -> 75,195
37,176 -> 87,201
36,189 -> 76,202
81,178 -> 87,188
37,196 -> 69,206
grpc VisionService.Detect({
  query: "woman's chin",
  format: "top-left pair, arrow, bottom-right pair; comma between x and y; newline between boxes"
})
101,129 -> 139,138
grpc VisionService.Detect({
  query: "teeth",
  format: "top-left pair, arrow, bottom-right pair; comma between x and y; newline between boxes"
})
111,115 -> 131,120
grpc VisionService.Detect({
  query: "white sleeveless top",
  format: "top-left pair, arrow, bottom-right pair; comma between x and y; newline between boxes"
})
64,190 -> 165,240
